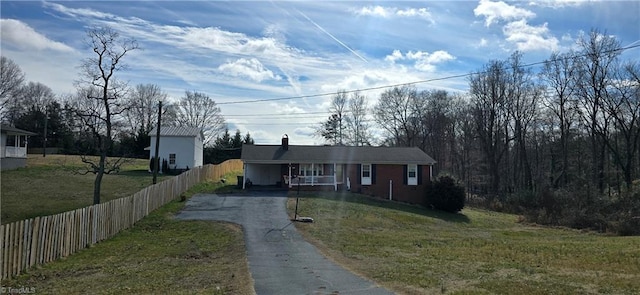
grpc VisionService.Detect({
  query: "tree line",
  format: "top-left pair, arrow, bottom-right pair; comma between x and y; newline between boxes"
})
2,26 -> 638,233
0,27 -> 239,204
315,30 -> 639,234
0,70 -> 229,158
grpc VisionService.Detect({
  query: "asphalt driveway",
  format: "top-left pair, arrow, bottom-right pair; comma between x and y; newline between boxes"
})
175,191 -> 393,295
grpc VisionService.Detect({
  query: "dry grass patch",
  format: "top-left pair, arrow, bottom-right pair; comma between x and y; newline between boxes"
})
1,154 -> 171,223
288,192 -> 640,295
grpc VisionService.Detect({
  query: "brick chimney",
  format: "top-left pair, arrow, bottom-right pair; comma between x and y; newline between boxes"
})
281,134 -> 289,150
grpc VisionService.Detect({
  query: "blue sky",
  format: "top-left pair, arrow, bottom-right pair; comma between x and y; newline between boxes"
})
1,1 -> 639,144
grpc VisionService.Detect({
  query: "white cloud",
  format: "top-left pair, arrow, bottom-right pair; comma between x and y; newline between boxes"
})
270,102 -> 307,115
218,58 -> 281,82
528,0 -> 593,8
479,38 -> 489,47
503,19 -> 559,51
354,6 -> 434,23
262,23 -> 286,43
294,126 -> 315,138
44,2 -> 115,20
384,50 -> 455,72
323,70 -> 395,93
397,8 -> 433,19
384,49 -> 404,62
45,1 -> 291,59
474,0 -> 536,27
33,1 -> 473,146
0,19 -> 74,52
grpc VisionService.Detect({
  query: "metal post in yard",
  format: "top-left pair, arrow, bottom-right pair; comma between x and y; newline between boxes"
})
43,107 -> 48,157
295,176 -> 300,220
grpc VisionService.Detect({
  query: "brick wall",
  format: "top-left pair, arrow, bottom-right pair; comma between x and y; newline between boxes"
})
346,164 -> 430,205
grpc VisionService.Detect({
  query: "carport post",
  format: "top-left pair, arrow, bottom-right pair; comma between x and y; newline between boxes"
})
333,163 -> 337,191
242,163 -> 247,189
288,163 -> 292,188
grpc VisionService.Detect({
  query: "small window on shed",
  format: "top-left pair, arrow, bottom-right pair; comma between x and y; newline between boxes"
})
169,153 -> 176,165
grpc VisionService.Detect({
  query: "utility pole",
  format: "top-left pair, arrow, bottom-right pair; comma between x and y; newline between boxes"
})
43,107 -> 48,157
152,101 -> 162,184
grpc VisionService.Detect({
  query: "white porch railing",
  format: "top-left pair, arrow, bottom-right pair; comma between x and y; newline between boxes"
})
294,175 -> 335,185
288,174 -> 341,190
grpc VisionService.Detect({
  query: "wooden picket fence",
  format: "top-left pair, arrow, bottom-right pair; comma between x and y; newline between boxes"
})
0,159 -> 243,280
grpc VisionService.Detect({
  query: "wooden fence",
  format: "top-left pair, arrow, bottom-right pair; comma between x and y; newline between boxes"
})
0,159 -> 243,280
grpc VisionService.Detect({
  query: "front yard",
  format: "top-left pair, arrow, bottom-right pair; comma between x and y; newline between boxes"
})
289,192 -> 640,294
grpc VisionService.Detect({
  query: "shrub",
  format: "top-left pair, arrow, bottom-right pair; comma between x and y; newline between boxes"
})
161,158 -> 169,174
425,176 -> 466,213
149,156 -> 157,172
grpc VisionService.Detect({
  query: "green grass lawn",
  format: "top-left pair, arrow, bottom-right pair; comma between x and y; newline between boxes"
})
5,158 -> 639,295
1,172 -> 252,295
1,154 -> 172,224
288,192 -> 640,295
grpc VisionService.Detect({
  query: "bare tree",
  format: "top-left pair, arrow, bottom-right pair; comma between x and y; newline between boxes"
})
574,29 -> 621,193
373,85 -> 421,147
505,52 -> 539,190
0,56 -> 25,118
2,81 -> 56,128
416,89 -> 456,176
450,97 -> 478,193
122,83 -> 167,136
541,51 -> 580,187
345,91 -> 371,146
601,61 -> 640,189
75,26 -> 138,205
20,82 -> 56,112
172,90 -> 225,146
469,60 -> 512,195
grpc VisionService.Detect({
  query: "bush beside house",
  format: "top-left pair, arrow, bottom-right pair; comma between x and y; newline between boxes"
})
425,175 -> 466,213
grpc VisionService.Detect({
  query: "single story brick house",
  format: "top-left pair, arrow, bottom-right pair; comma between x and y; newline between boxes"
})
240,136 -> 436,205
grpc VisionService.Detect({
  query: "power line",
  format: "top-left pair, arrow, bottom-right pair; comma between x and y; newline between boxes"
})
215,43 -> 640,106
225,111 -> 334,118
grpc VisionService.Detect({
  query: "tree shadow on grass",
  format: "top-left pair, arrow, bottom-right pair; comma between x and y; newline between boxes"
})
115,170 -> 154,177
291,191 -> 471,223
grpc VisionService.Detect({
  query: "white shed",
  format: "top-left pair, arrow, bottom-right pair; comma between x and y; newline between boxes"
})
148,126 -> 204,171
1,125 -> 37,171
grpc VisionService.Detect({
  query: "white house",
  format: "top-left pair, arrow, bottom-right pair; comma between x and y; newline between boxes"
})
1,125 -> 37,171
148,126 -> 204,171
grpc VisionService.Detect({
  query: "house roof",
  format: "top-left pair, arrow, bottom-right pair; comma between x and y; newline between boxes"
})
0,124 -> 38,136
149,126 -> 203,139
241,144 -> 436,165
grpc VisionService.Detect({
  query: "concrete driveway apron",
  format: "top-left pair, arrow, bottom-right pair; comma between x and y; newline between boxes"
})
175,191 -> 393,295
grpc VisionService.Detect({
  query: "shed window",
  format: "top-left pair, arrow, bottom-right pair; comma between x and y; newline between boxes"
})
407,164 -> 418,186
361,164 -> 372,185
169,153 -> 176,165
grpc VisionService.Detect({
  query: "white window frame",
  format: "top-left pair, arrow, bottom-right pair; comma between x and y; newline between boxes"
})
407,164 -> 418,186
301,163 -> 323,177
361,163 -> 372,185
169,153 -> 176,165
